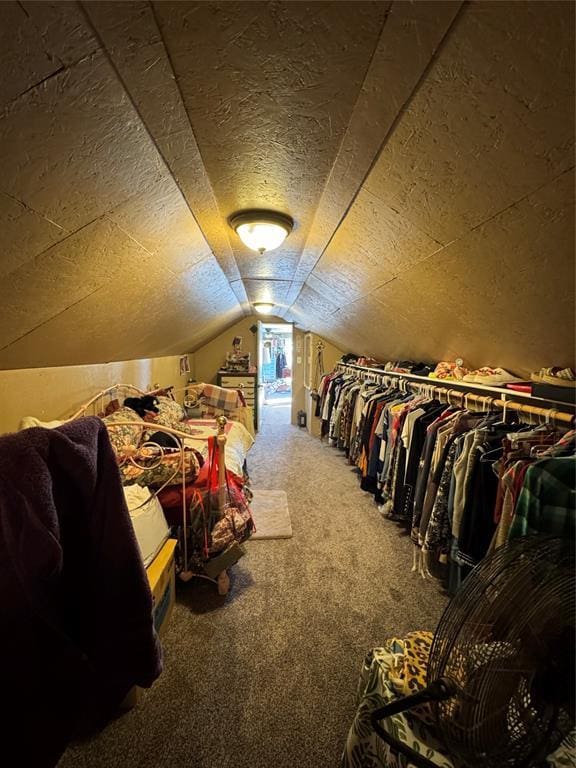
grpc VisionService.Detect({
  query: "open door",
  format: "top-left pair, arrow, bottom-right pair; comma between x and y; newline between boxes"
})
256,322 -> 293,429
256,321 -> 265,431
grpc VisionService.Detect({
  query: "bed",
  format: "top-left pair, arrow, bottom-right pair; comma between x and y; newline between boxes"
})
67,383 -> 254,474
22,383 -> 255,595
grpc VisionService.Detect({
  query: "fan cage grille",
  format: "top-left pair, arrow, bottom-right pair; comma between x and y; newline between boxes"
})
427,536 -> 575,768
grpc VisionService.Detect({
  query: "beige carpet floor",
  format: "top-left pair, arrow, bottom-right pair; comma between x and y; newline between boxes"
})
58,402 -> 447,768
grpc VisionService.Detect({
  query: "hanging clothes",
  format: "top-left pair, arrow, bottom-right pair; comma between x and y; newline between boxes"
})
508,432 -> 576,539
276,349 -> 287,379
319,365 -> 575,595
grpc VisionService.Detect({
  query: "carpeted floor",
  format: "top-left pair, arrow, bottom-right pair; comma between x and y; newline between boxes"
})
264,391 -> 292,403
59,404 -> 447,768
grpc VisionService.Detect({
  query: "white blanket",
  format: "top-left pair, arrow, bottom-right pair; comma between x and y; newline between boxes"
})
183,419 -> 254,478
19,416 -> 66,430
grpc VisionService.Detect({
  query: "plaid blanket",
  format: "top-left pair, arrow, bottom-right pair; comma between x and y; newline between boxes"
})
200,384 -> 241,413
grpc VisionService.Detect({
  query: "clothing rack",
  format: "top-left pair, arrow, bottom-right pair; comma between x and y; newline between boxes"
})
331,363 -> 575,584
337,363 -> 575,426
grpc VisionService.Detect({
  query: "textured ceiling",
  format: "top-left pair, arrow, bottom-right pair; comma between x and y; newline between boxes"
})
0,0 -> 573,374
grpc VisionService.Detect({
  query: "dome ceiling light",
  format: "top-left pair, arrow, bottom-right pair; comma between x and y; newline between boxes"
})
229,210 -> 294,254
253,302 -> 275,315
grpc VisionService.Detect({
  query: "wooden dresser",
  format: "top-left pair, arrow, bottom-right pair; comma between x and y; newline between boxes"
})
217,370 -> 258,429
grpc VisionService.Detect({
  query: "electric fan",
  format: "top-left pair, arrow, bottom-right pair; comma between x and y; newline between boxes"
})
371,536 -> 575,768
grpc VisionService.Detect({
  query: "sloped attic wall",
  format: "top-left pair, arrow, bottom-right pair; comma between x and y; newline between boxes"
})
285,1 -> 575,377
0,1 -> 573,375
0,1 -> 243,370
0,353 -> 189,434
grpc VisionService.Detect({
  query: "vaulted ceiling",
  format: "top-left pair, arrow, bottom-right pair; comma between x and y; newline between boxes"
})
0,0 -> 574,374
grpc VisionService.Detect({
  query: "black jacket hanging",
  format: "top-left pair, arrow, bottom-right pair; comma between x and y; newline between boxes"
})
276,351 -> 287,378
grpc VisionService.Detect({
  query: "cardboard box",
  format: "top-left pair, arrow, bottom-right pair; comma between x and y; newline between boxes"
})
147,538 -> 177,638
121,539 -> 177,711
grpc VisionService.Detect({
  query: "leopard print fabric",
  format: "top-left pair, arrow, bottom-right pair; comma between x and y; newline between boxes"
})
388,630 -> 435,726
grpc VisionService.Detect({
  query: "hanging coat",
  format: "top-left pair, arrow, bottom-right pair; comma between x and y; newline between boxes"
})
0,417 -> 162,767
276,351 -> 287,378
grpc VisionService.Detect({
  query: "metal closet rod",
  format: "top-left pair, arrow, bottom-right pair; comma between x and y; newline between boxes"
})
336,363 -> 575,425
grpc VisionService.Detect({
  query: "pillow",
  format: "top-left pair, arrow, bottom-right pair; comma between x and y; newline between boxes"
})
143,420 -> 199,441
121,446 -> 200,488
102,406 -> 144,456
153,395 -> 186,430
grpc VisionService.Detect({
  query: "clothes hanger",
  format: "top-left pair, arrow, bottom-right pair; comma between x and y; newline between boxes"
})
487,396 -> 517,430
470,394 -> 485,414
446,388 -> 462,409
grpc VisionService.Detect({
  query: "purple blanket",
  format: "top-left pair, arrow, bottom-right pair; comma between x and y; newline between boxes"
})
0,417 -> 162,767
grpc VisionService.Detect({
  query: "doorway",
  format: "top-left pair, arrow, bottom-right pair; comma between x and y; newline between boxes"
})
257,322 -> 293,427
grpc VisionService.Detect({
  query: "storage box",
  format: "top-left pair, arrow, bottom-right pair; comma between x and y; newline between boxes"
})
124,485 -> 170,568
121,539 -> 177,711
147,538 -> 177,638
531,383 -> 576,406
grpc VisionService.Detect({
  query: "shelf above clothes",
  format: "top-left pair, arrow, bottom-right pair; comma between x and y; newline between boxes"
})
337,362 -> 575,425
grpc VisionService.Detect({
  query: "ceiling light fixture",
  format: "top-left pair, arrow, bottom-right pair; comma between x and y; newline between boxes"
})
229,210 -> 294,254
253,302 -> 275,315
